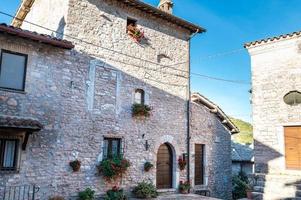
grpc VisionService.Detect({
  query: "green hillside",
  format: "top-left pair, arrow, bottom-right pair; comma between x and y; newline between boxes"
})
231,117 -> 253,144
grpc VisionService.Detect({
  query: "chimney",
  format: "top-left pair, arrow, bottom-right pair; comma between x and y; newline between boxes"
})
158,0 -> 173,14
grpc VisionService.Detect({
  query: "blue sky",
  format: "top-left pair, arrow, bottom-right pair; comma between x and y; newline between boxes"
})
1,0 -> 301,122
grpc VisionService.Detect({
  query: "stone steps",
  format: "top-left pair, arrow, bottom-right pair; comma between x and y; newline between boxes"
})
251,173 -> 301,199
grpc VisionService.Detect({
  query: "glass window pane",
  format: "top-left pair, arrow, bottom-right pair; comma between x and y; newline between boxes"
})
103,140 -> 108,159
112,140 -> 119,156
135,91 -> 142,104
3,140 -> 16,168
0,52 -> 26,90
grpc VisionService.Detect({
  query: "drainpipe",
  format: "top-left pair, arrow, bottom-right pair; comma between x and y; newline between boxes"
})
186,30 -> 199,182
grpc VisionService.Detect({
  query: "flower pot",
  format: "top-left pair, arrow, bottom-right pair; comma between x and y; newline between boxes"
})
246,190 -> 252,199
180,189 -> 189,194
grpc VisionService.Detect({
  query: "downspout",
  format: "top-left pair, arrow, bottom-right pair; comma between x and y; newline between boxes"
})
186,29 -> 199,182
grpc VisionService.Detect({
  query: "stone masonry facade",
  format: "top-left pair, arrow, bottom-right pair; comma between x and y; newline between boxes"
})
0,0 -> 234,199
246,33 -> 301,199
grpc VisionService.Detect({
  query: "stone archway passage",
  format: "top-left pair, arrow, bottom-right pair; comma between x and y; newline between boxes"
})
156,143 -> 173,189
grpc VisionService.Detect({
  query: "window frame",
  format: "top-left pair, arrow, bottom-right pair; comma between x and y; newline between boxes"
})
103,138 -> 122,159
134,89 -> 145,105
0,138 -> 20,172
0,49 -> 28,92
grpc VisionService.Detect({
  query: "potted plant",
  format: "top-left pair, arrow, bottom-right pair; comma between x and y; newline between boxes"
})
104,186 -> 128,200
69,159 -> 81,172
78,188 -> 95,200
246,183 -> 253,199
132,181 -> 158,199
178,156 -> 186,171
144,162 -> 154,172
127,24 -> 144,43
132,103 -> 151,117
98,155 -> 131,181
178,181 -> 191,194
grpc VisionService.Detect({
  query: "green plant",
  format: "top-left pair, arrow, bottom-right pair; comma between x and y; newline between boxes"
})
104,186 -> 128,200
232,172 -> 251,200
78,188 -> 95,200
49,196 -> 65,200
69,159 -> 81,172
178,181 -> 191,194
132,181 -> 158,199
98,156 -> 131,180
144,162 -> 154,172
132,104 -> 151,117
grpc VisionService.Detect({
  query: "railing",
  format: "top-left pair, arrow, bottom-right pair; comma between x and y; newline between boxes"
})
1,185 -> 39,200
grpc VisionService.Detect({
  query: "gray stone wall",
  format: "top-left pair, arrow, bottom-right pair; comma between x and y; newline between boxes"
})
191,102 -> 232,200
248,35 -> 301,174
0,0 -> 234,199
247,35 -> 301,199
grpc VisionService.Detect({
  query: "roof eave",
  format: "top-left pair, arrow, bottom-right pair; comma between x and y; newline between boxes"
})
11,0 -> 35,28
191,92 -> 240,134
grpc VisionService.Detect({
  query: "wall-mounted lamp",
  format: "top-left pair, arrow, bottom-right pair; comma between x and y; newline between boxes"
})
145,140 -> 150,151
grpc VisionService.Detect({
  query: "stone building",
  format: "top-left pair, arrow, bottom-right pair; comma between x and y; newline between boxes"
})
231,142 -> 254,175
245,31 -> 301,199
0,0 -> 237,199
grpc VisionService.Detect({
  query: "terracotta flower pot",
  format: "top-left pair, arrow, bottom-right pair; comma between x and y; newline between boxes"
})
246,190 -> 252,199
180,189 -> 189,194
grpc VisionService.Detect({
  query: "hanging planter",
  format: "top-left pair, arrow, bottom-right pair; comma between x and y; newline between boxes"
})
69,159 -> 81,172
144,162 -> 154,172
127,24 -> 145,43
178,156 -> 186,171
132,103 -> 151,117
98,156 -> 131,181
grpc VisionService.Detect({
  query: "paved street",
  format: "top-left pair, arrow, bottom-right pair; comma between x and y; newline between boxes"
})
131,194 -> 221,200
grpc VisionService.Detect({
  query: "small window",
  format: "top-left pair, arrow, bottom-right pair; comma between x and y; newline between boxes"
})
103,138 -> 122,159
127,18 -> 137,27
284,91 -> 301,106
0,50 -> 27,91
0,139 -> 20,172
134,89 -> 145,105
127,18 -> 137,32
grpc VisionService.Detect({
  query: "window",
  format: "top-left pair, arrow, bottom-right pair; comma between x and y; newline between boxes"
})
134,89 -> 145,105
0,139 -> 20,172
127,18 -> 137,28
0,50 -> 27,91
103,138 -> 122,159
284,91 -> 301,106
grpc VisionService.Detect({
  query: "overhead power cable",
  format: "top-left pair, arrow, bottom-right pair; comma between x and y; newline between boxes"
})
0,11 -> 250,86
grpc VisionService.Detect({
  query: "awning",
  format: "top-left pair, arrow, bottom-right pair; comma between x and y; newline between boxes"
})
0,115 -> 43,131
0,115 -> 43,150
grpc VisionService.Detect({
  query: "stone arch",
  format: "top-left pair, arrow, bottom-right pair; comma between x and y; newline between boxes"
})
153,135 -> 180,189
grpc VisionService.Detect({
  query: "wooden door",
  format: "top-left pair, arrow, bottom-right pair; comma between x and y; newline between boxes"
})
285,127 -> 301,169
195,144 -> 205,185
156,143 -> 173,189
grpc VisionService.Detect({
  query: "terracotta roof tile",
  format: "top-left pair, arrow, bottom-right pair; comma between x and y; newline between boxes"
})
0,115 -> 43,131
0,23 -> 74,49
244,31 -> 301,48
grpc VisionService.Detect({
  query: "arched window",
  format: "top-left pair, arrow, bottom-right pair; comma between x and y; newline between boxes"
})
283,91 -> 301,106
134,89 -> 145,105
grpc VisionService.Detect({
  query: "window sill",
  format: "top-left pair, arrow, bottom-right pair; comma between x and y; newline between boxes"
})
0,88 -> 26,94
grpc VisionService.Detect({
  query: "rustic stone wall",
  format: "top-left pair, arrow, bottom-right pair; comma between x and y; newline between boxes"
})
247,34 -> 301,199
248,35 -> 301,173
0,0 -> 235,199
191,102 -> 232,200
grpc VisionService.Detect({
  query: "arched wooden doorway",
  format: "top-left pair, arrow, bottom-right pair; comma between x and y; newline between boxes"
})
156,143 -> 173,189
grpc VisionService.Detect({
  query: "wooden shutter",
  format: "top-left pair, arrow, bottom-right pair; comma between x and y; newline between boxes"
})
195,144 -> 205,185
285,127 -> 301,169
